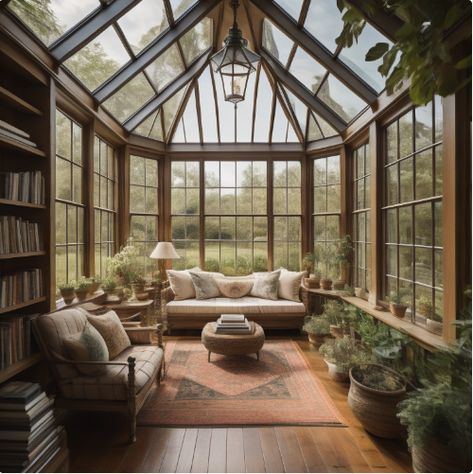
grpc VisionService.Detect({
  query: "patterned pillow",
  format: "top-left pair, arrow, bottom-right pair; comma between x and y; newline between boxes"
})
250,270 -> 281,300
87,311 -> 130,359
189,271 -> 222,300
64,323 -> 109,376
278,268 -> 305,302
215,277 -> 253,298
167,268 -> 201,300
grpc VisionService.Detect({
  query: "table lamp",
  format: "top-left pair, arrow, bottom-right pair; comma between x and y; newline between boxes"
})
150,242 -> 180,282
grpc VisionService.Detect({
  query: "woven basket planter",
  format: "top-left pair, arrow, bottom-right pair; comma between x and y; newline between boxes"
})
348,364 -> 406,438
412,438 -> 470,473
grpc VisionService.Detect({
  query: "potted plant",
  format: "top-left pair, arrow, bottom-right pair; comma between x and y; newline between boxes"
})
319,336 -> 370,383
131,276 -> 148,300
389,289 -> 409,318
302,315 -> 331,348
348,364 -> 407,438
333,235 -> 353,291
354,286 -> 367,299
321,300 -> 345,338
74,277 -> 91,301
416,295 -> 443,335
302,252 -> 316,276
58,281 -> 75,305
319,245 -> 334,290
426,312 -> 443,335
105,243 -> 140,287
89,275 -> 102,293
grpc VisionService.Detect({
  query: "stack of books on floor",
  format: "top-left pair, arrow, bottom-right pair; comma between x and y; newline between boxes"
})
0,120 -> 37,148
215,314 -> 254,334
0,382 -> 64,472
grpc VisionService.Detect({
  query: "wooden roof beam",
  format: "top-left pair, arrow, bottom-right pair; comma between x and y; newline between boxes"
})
249,0 -> 377,105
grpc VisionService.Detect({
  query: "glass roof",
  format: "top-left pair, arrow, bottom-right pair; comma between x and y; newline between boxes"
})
6,0 -> 393,144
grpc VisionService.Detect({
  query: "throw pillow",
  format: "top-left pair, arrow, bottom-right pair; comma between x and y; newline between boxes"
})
278,268 -> 305,302
167,268 -> 201,300
250,270 -> 281,300
215,277 -> 253,298
189,271 -> 222,299
87,311 -> 130,359
64,323 -> 109,376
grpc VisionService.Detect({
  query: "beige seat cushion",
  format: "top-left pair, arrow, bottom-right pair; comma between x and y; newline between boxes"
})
86,311 -> 131,359
58,345 -> 164,401
166,296 -> 306,315
278,269 -> 305,302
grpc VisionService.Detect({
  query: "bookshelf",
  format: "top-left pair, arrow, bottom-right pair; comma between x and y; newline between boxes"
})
0,42 -> 52,385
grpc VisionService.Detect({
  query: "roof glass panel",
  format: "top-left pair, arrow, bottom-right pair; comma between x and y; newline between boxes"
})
304,0 -> 344,53
8,0 -> 98,46
117,0 -> 169,55
133,110 -> 164,141
169,0 -> 198,22
63,26 -> 131,91
272,101 -> 289,142
253,67 -> 273,142
145,44 -> 185,92
289,47 -> 326,93
173,119 -> 186,142
179,18 -> 213,66
262,19 -> 294,67
102,73 -> 155,123
198,67 -> 219,142
282,86 -> 308,134
317,74 -> 366,122
338,23 -> 391,92
237,70 -> 257,142
274,0 -> 304,22
180,90 -> 200,142
315,112 -> 338,138
308,113 -> 323,141
162,86 -> 188,138
213,68 -> 235,142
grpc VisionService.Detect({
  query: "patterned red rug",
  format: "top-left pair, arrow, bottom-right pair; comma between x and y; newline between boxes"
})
138,339 -> 345,427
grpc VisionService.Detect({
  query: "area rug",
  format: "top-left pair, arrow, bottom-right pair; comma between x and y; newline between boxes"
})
138,339 -> 345,427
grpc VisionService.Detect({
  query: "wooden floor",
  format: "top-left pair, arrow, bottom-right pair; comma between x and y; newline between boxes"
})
66,337 -> 413,473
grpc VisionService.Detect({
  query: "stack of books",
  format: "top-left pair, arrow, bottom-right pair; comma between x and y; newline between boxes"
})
215,314 -> 253,334
0,216 -> 42,255
0,269 -> 43,308
0,382 -> 63,472
0,120 -> 37,148
0,170 -> 45,205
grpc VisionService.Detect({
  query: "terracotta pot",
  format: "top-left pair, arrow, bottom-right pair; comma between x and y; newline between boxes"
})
389,303 -> 407,318
324,360 -> 349,383
426,318 -> 443,335
411,438 -> 470,473
308,333 -> 328,348
332,279 -> 345,290
104,289 -> 121,303
75,289 -> 89,301
131,283 -> 145,294
348,364 -> 406,439
135,291 -> 149,301
60,288 -> 75,305
320,278 -> 332,290
89,282 -> 101,293
354,287 -> 366,298
304,277 -> 320,289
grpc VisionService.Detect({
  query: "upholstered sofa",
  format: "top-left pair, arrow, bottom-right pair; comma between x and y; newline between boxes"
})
33,307 -> 164,442
163,286 -> 308,332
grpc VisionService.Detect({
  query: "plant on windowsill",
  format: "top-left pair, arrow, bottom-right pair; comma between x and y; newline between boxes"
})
89,275 -> 102,293
131,276 -> 149,301
102,277 -> 120,303
333,235 -> 354,291
319,335 -> 370,383
416,295 -> 443,335
322,300 -> 355,338
389,289 -> 410,318
58,281 -> 75,305
74,277 -> 92,301
319,245 -> 334,290
302,314 -> 331,348
105,243 -> 140,287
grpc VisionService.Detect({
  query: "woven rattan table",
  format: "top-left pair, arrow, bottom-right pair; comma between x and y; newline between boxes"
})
201,321 -> 265,362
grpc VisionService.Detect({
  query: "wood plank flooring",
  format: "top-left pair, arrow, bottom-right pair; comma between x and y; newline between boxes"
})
66,337 -> 413,473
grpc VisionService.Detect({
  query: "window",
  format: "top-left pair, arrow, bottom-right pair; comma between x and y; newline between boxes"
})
313,155 -> 341,277
94,136 -> 117,277
273,161 -> 301,270
171,161 -> 200,269
204,161 -> 268,274
55,110 -> 85,284
353,144 -> 371,290
383,97 -> 444,327
129,155 -> 159,276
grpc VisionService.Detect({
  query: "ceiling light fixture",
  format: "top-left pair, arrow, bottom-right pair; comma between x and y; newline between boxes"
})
210,0 -> 260,105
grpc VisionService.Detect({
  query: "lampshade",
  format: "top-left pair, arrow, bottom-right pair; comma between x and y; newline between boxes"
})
149,242 -> 180,260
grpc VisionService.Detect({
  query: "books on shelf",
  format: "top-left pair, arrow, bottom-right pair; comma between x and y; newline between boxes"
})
215,313 -> 254,334
0,120 -> 37,148
0,382 -> 65,473
0,313 -> 39,370
0,269 -> 43,309
0,216 -> 42,255
0,171 -> 45,205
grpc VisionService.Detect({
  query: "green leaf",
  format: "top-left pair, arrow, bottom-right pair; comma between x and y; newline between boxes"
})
443,4 -> 461,30
378,47 -> 398,77
365,42 -> 390,62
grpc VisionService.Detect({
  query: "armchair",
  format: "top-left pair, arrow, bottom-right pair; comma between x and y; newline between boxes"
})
33,307 -> 165,443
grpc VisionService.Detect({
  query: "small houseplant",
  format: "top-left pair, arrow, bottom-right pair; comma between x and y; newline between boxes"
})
302,315 -> 331,348
89,275 -> 102,293
333,235 -> 353,290
106,243 -> 140,287
416,295 -> 443,335
321,300 -> 345,338
57,281 -> 75,305
74,277 -> 91,301
389,289 -> 409,318
319,336 -> 370,383
131,275 -> 148,300
302,252 -> 321,288
319,245 -> 334,290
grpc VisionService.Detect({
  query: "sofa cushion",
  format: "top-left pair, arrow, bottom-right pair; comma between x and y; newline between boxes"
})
166,296 -> 306,315
167,267 -> 201,300
250,270 -> 281,300
278,269 -> 305,302
58,345 -> 164,401
215,277 -> 253,298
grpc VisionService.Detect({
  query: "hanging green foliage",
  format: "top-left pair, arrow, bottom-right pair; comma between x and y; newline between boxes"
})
336,0 -> 472,105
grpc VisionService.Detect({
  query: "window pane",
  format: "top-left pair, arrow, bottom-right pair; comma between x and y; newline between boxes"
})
262,19 -> 294,67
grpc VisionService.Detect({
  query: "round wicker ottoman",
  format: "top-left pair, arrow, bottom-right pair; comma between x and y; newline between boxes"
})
201,322 -> 265,362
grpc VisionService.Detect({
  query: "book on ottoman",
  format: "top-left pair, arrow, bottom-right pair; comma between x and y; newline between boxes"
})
215,314 -> 253,334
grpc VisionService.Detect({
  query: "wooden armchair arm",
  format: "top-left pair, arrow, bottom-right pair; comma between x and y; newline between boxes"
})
52,359 -> 130,367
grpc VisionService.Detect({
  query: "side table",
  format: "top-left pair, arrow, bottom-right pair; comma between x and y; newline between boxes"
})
104,299 -> 154,326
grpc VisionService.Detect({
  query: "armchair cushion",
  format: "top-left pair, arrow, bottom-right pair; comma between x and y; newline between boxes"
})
58,345 -> 164,401
86,310 -> 131,359
63,323 -> 109,376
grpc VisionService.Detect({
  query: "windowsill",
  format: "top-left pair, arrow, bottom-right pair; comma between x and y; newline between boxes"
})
53,290 -> 106,312
303,287 -> 449,351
